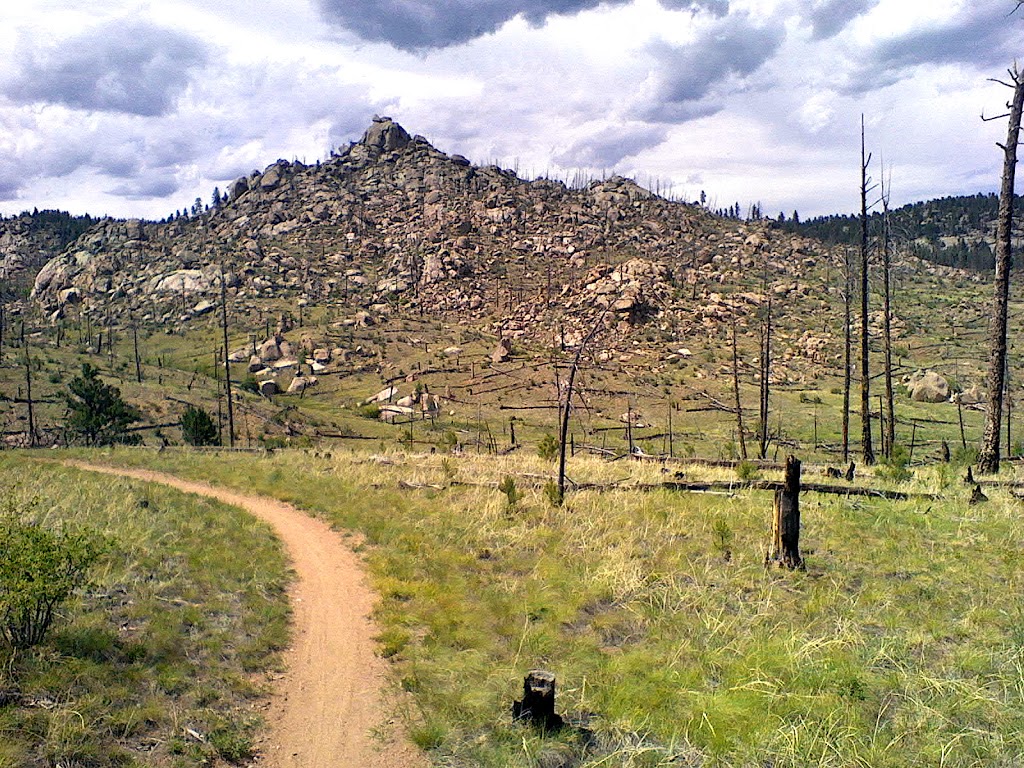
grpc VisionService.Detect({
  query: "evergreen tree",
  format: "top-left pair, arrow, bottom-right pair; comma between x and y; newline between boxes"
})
65,364 -> 141,446
181,405 -> 219,446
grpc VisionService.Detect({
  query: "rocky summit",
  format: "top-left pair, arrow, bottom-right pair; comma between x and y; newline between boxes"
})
25,117 -> 971,384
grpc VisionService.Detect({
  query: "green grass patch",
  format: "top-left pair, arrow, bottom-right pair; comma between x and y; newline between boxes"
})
0,455 -> 290,767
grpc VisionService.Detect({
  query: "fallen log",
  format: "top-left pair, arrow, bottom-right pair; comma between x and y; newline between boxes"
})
656,480 -> 935,500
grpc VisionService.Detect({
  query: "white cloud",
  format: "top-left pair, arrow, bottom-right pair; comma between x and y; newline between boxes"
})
0,0 -> 1019,219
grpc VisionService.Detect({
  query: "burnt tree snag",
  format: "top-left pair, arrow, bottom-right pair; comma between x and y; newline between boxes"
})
512,670 -> 563,730
731,320 -> 748,460
880,165 -> 897,458
842,246 -> 853,463
859,115 -> 875,466
557,301 -> 614,505
769,455 -> 802,569
220,272 -> 235,448
978,65 -> 1024,474
758,295 -> 772,460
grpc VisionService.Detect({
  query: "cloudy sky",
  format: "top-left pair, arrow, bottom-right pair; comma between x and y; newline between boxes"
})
0,0 -> 1020,221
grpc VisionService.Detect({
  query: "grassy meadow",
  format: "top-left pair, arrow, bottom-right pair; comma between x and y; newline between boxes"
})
42,445 -> 1024,768
0,455 -> 290,767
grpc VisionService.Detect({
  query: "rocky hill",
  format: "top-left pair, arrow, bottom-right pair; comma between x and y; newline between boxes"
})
0,209 -> 96,298
26,117 -> 985,389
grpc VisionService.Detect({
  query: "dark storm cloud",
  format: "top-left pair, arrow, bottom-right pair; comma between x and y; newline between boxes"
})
553,123 -> 669,168
804,0 -> 878,40
318,0 -> 729,50
637,15 -> 785,123
5,21 -> 209,116
842,2 -> 1018,94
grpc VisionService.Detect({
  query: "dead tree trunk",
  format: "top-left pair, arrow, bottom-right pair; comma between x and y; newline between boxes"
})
512,670 -> 562,730
220,272 -> 235,448
132,321 -> 142,383
881,167 -> 896,458
769,455 -> 802,569
860,115 -> 875,466
978,66 -> 1024,474
758,296 -> 772,460
842,247 -> 852,463
23,324 -> 35,447
731,321 -> 748,460
557,303 -> 613,504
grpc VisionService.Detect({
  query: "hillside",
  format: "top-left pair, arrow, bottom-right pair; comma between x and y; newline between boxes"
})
0,117 -> 1010,458
778,192 -> 1024,271
0,209 -> 97,297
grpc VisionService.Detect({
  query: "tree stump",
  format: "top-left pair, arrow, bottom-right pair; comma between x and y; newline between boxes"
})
969,485 -> 988,505
512,670 -> 563,730
770,455 -> 803,569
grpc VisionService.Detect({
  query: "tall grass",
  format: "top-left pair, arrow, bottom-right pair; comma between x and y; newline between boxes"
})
55,447 -> 1024,767
0,455 -> 290,767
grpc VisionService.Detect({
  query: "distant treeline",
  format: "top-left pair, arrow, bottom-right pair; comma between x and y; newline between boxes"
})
773,192 -> 1024,272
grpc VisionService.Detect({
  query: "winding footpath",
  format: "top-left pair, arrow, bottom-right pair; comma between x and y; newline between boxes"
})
66,462 -> 427,768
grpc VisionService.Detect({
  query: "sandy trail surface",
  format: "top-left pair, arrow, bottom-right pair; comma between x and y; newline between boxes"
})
66,462 -> 426,768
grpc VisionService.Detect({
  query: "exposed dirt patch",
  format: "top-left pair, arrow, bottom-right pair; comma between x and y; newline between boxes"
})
65,461 -> 427,768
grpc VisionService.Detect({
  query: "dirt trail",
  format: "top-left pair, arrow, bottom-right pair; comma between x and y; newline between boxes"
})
66,462 -> 427,768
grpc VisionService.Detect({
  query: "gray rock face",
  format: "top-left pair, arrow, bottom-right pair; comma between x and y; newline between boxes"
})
492,338 -> 512,364
192,300 -> 216,316
287,375 -> 316,394
908,371 -> 949,403
361,117 -> 411,151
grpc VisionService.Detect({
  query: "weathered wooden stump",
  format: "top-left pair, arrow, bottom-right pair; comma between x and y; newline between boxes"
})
969,484 -> 988,505
845,462 -> 856,482
940,440 -> 951,462
964,466 -> 975,485
769,455 -> 803,570
512,670 -> 563,730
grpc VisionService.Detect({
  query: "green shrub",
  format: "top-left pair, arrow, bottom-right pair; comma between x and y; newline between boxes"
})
0,495 -> 106,649
181,405 -> 219,446
543,480 -> 563,507
65,363 -> 142,446
537,434 -> 559,462
357,403 -> 381,420
875,445 -> 914,483
735,460 -> 759,481
498,475 -> 522,511
711,515 -> 734,559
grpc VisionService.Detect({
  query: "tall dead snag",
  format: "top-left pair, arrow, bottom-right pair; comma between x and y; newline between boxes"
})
880,166 -> 896,458
557,303 -> 613,504
978,66 -> 1024,474
23,324 -> 35,447
859,115 -> 875,465
219,272 -> 235,448
842,247 -> 853,463
769,455 -> 802,569
731,321 -> 748,460
758,295 -> 772,459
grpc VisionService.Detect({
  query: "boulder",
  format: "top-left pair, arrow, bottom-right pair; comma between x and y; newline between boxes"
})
492,338 -> 513,364
287,375 -> 317,394
959,385 -> 985,405
259,336 -> 283,362
248,355 -> 265,373
258,380 -> 279,397
192,299 -> 216,316
361,117 -> 411,152
908,371 -> 949,403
